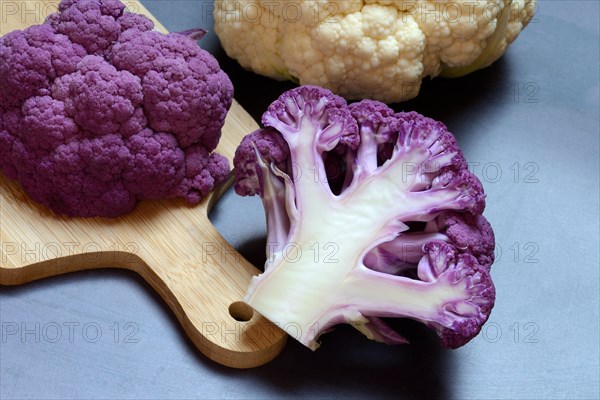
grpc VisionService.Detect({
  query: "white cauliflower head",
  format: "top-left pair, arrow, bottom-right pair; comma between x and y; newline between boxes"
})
214,0 -> 537,102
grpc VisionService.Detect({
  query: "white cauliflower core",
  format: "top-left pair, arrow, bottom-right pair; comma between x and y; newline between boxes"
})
214,0 -> 537,102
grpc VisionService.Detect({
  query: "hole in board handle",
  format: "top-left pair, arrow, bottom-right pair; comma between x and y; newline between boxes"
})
229,301 -> 254,322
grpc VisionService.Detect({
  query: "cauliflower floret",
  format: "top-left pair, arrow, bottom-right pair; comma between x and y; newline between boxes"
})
0,0 -> 233,217
0,24 -> 86,108
214,0 -> 537,102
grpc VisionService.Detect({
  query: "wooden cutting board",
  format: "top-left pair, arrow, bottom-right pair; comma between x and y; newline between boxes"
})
0,0 -> 287,368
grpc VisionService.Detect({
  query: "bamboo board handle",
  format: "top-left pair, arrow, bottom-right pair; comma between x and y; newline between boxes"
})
0,0 -> 287,368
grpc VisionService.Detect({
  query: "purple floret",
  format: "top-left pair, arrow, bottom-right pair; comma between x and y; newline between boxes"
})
111,29 -> 233,149
234,86 -> 496,350
0,0 -> 233,217
0,107 -> 20,179
55,0 -> 124,55
110,30 -> 211,76
142,59 -> 233,149
117,13 -> 154,33
53,56 -> 145,137
20,96 -> 79,151
263,85 -> 359,153
18,138 -> 136,217
234,128 -> 290,197
418,242 -> 495,348
0,24 -> 86,108
441,212 -> 496,269
179,146 -> 230,204
363,210 -> 495,277
123,129 -> 185,199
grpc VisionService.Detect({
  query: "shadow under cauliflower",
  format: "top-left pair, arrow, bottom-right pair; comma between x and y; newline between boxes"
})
0,0 -> 233,217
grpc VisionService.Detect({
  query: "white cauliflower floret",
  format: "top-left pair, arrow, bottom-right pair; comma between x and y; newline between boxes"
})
214,0 -> 537,103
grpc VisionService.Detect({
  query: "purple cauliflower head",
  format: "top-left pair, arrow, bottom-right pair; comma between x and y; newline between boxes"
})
233,86 -> 495,350
0,0 -> 233,217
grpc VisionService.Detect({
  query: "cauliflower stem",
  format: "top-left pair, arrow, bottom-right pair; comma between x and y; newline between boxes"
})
234,86 -> 495,350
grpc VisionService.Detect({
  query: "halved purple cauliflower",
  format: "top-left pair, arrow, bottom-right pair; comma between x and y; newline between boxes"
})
0,0 -> 233,217
233,86 -> 495,350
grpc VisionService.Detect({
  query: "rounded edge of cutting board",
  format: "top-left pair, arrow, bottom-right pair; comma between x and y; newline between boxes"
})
0,250 -> 288,369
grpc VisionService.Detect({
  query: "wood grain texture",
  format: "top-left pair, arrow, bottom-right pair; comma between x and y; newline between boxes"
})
0,0 -> 287,368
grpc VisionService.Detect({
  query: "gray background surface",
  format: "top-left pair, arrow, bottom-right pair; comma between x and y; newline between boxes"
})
1,1 -> 599,399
